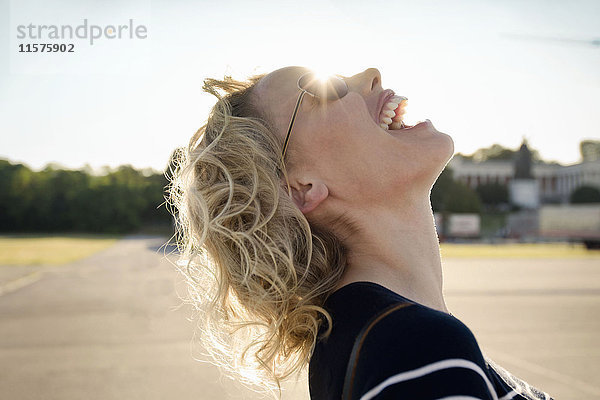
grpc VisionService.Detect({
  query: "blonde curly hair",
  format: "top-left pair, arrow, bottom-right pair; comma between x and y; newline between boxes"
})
168,73 -> 348,396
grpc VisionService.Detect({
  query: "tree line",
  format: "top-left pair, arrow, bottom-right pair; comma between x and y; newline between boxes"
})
0,159 -> 171,233
1,156 -> 483,234
2,140 -> 599,233
0,157 -> 500,233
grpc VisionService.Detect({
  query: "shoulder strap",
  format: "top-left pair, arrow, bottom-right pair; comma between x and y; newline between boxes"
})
341,302 -> 413,400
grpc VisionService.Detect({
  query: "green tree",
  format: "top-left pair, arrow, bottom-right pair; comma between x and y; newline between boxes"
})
0,161 -> 34,230
444,182 -> 482,213
457,143 -> 541,162
431,168 -> 454,212
476,183 -> 509,206
570,185 -> 600,204
431,167 -> 482,213
0,159 -> 171,233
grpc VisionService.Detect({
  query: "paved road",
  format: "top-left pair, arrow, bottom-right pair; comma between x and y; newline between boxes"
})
0,236 -> 598,399
444,257 -> 600,399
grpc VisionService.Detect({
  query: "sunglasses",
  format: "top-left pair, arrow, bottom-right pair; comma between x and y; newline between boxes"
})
280,72 -> 349,164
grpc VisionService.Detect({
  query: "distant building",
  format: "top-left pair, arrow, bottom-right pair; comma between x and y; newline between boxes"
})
448,141 -> 600,204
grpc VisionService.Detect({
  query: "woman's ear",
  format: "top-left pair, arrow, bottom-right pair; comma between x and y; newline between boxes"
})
290,181 -> 329,215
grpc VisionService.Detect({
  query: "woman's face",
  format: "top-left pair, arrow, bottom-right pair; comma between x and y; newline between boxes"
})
253,66 -> 454,212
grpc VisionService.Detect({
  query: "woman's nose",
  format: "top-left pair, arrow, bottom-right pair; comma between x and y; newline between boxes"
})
346,68 -> 382,95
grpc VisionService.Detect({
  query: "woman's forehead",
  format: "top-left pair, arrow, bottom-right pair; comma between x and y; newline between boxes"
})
253,66 -> 311,134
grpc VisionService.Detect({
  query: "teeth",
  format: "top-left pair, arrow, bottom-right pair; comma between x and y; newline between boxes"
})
379,95 -> 409,131
390,121 -> 405,130
392,108 -> 406,122
382,109 -> 395,118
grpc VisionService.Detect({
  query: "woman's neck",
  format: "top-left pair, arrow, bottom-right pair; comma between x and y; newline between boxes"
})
335,197 -> 449,314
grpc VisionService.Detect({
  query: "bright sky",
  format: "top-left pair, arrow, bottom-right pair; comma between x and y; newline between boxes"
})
1,0 -> 599,172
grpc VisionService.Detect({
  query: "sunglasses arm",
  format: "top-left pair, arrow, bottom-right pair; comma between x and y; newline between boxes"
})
281,89 -> 308,162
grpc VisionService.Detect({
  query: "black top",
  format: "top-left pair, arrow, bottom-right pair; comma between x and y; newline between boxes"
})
308,281 -> 554,400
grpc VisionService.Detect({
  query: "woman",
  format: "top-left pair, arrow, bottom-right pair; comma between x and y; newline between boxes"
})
169,66 -> 553,399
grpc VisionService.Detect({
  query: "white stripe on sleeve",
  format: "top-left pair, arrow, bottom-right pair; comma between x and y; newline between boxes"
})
360,358 -> 498,400
435,397 -> 485,400
499,390 -> 518,400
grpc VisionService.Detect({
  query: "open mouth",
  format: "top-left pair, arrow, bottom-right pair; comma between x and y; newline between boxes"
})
378,94 -> 410,131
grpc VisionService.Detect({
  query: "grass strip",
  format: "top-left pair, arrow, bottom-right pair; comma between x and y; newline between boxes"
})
0,234 -> 120,265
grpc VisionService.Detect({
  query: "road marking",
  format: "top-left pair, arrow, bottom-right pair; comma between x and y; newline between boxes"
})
0,271 -> 43,296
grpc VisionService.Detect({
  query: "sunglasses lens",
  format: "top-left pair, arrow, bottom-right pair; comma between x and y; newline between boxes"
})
298,73 -> 348,101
